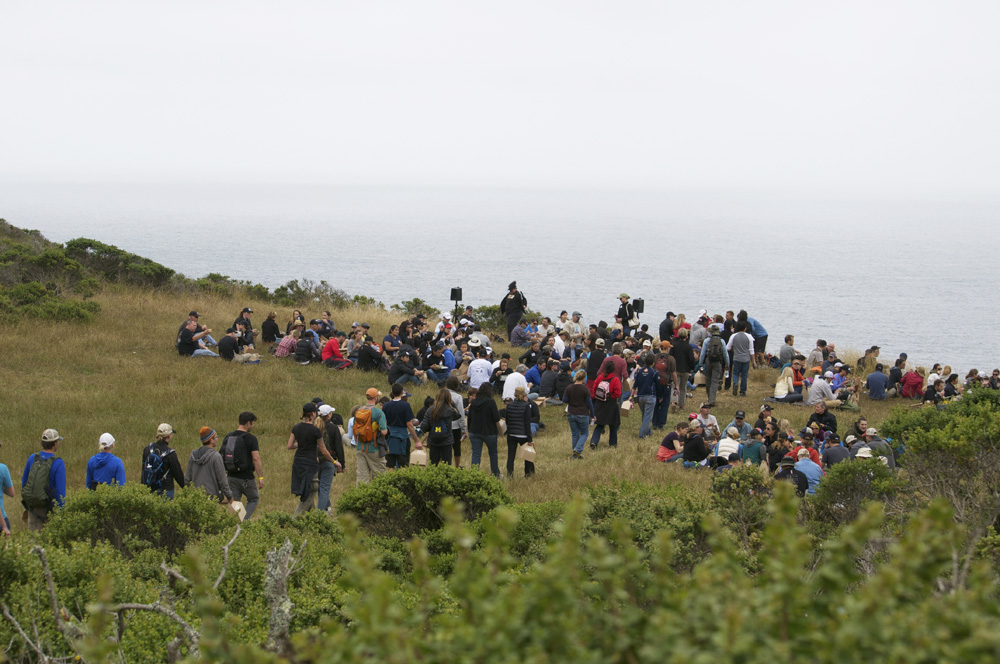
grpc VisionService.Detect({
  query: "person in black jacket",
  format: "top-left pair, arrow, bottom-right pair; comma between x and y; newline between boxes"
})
806,402 -> 838,435
419,389 -> 462,465
141,423 -> 186,498
616,294 -> 637,338
774,457 -> 808,496
681,421 -> 710,468
467,383 -> 502,477
261,311 -> 281,344
500,281 -> 528,342
670,330 -> 697,411
501,386 -> 535,478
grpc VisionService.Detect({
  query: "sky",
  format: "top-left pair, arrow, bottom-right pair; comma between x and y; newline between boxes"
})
2,1 -> 999,196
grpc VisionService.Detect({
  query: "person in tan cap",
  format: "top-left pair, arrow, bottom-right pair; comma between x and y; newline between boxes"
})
21,429 -> 67,531
353,388 -> 389,483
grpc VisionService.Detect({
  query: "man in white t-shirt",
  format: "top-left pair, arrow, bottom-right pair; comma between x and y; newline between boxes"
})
468,355 -> 494,390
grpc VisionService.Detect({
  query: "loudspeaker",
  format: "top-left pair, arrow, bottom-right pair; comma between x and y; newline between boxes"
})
450,287 -> 463,301
633,298 -> 644,314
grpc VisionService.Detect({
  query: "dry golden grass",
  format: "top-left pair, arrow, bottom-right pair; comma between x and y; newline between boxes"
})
0,289 -> 906,530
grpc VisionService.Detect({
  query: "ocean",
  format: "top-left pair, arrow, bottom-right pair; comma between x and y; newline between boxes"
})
2,182 -> 998,372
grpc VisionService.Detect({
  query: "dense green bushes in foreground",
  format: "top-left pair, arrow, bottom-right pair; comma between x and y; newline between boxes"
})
5,391 -> 1000,662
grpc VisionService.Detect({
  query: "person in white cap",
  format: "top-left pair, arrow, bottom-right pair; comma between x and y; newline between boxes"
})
21,429 -> 67,530
434,312 -> 454,337
140,424 -> 186,498
86,433 -> 126,490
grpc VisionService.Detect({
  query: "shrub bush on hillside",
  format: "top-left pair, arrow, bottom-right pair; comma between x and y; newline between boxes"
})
584,481 -> 709,572
710,465 -> 772,548
65,238 -> 176,288
810,457 -> 902,526
337,464 -> 513,539
42,483 -> 233,559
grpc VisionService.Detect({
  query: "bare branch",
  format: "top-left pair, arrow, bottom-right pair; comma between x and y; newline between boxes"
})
31,546 -> 85,646
288,540 -> 308,577
2,601 -> 52,663
213,524 -> 242,591
99,602 -> 200,657
160,561 -> 191,587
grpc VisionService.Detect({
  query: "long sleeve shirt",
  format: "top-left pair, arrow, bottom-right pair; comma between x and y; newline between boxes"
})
22,451 -> 66,507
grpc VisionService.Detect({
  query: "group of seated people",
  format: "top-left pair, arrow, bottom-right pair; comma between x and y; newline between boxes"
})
658,403 -> 897,495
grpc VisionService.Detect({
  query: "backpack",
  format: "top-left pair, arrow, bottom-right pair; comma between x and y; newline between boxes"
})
595,377 -> 611,401
141,444 -> 172,492
428,413 -> 451,443
655,358 -> 671,386
222,431 -> 251,473
21,454 -> 54,510
353,407 -> 377,444
707,336 -> 725,363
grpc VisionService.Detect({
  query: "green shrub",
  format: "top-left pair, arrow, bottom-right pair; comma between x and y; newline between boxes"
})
474,500 -> 564,560
43,483 -> 233,559
583,481 -> 709,572
472,304 -> 545,335
336,464 -> 513,539
391,297 -> 441,318
711,465 -> 772,548
811,458 -> 901,526
64,238 -> 175,287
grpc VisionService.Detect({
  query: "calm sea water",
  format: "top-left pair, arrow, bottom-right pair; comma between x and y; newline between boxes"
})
2,183 -> 998,373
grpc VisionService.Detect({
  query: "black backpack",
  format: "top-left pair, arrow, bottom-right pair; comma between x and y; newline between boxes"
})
428,413 -> 451,444
222,431 -> 251,474
707,337 -> 725,363
141,444 -> 172,492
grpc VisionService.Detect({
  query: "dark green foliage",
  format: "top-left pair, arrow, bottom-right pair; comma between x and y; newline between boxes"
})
711,464 -> 772,548
474,500 -> 564,560
64,237 -> 175,287
42,483 -> 233,559
472,303 -> 546,334
336,464 -> 514,539
391,297 -> 441,318
0,281 -> 101,323
811,457 -> 901,525
270,278 -> 351,308
583,481 -> 709,571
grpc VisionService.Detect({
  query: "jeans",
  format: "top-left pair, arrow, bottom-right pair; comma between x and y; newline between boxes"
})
530,422 -> 540,436
203,334 -> 219,346
653,386 -> 671,428
227,477 -> 260,519
394,373 -> 424,386
191,349 -> 219,358
506,436 -> 535,477
637,394 -> 656,438
324,358 -> 352,370
732,360 -> 750,395
775,393 -> 803,403
317,460 -> 336,511
426,369 -> 451,385
590,424 -> 619,448
469,433 -> 500,476
568,414 -> 590,453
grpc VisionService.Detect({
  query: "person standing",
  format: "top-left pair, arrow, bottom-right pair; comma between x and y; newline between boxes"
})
185,428 -> 233,503
631,354 -> 660,439
615,294 -> 637,339
500,281 -> 528,342
445,376 -> 468,468
419,389 -> 463,466
288,403 -> 340,516
141,424 -> 186,499
0,442 -> 13,537
382,385 -> 421,471
85,433 -> 126,489
564,370 -> 595,459
21,429 -> 67,531
502,387 -> 535,477
669,329 -> 696,411
222,412 -> 264,520
354,388 -> 389,484
316,405 -> 346,510
589,359 -> 622,449
695,326 -> 729,406
468,383 -> 503,475
726,321 -> 756,397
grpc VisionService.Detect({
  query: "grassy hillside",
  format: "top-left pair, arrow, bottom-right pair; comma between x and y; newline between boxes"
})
0,220 -> 902,530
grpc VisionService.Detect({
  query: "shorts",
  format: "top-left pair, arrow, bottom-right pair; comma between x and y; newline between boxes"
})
452,428 -> 463,456
753,335 -> 768,354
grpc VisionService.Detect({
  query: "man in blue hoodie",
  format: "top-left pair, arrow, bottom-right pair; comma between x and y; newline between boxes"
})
86,433 -> 126,489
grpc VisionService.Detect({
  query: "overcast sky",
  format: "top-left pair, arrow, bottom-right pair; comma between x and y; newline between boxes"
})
2,1 -> 998,195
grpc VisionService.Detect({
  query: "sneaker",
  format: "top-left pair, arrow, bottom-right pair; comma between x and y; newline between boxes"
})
590,443 -> 597,450
572,452 -> 582,460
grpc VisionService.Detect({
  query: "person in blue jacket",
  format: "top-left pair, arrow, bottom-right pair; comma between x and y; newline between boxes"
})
21,428 -> 67,531
86,433 -> 126,489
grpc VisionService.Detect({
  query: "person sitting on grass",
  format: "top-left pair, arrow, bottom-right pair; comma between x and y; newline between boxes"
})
177,319 -> 218,358
682,420 -> 711,468
657,421 -> 687,462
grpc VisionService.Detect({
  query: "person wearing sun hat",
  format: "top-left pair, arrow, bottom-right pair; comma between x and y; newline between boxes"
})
185,427 -> 233,504
615,293 -> 637,339
86,433 -> 126,490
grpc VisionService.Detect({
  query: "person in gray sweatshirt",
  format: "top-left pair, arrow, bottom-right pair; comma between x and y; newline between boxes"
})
185,427 -> 233,503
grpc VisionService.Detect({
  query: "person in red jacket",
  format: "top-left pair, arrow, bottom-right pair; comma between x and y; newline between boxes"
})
589,359 -> 622,449
900,367 -> 926,399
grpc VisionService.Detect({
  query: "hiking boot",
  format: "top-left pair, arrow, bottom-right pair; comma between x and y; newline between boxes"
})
572,452 -> 582,460
590,443 -> 597,450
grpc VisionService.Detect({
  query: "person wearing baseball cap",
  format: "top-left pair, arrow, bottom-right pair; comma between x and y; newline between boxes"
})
21,428 -> 68,530
233,308 -> 258,346
500,281 -> 528,342
288,403 -> 341,516
353,388 -> 389,484
86,433 -> 126,491
724,410 -> 752,442
140,424 -> 186,498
